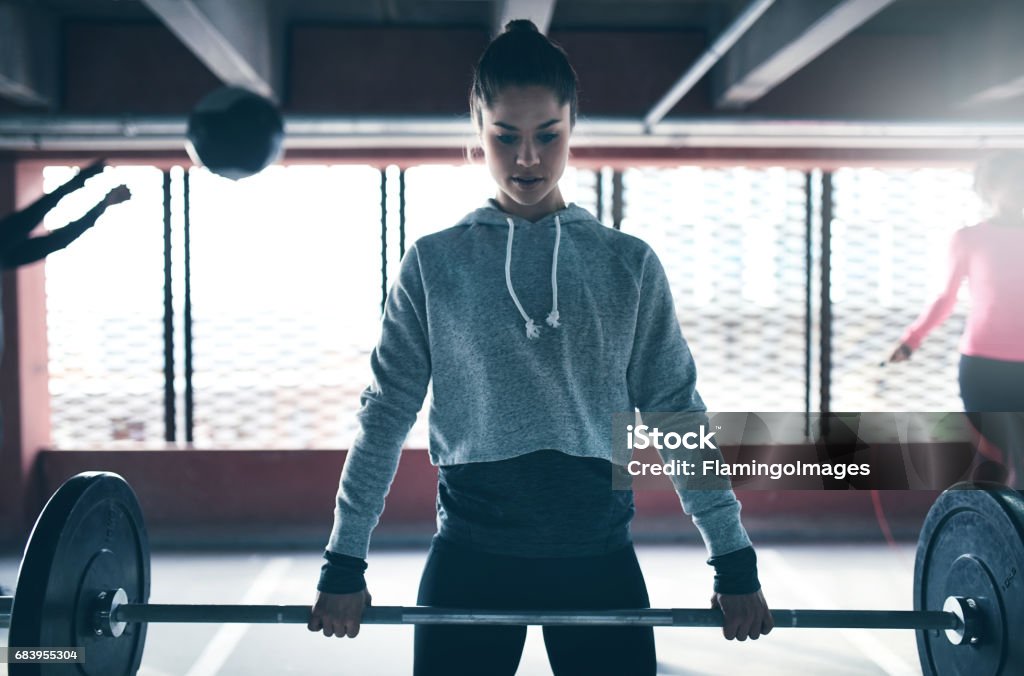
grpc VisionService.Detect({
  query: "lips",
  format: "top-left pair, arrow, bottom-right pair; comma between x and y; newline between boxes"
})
512,176 -> 544,189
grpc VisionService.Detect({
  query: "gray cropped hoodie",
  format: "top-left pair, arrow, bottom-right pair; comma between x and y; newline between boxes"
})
327,202 -> 752,559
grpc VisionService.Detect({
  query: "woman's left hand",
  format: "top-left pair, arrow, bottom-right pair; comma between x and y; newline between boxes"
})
711,589 -> 774,640
888,343 -> 913,363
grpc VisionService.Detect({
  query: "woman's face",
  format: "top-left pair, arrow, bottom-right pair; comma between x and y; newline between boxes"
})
479,85 -> 572,221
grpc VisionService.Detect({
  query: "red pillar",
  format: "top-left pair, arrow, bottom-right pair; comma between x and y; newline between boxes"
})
0,160 -> 52,549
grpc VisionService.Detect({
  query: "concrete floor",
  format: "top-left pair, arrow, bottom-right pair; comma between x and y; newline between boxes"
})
1,543 -> 925,675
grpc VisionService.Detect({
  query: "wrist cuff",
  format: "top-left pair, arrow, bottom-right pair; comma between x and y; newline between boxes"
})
707,546 -> 761,595
317,550 -> 368,594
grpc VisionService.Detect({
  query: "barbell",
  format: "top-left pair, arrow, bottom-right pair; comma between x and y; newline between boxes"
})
1,472 -> 1021,675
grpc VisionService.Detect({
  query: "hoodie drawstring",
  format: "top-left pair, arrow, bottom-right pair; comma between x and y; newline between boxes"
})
504,215 -> 562,339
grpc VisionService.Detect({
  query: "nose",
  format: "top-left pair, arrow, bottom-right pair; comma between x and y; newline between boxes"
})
516,139 -> 540,167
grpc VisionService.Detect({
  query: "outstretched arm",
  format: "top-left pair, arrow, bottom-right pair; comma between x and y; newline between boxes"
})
0,159 -> 107,249
893,229 -> 969,357
0,185 -> 131,269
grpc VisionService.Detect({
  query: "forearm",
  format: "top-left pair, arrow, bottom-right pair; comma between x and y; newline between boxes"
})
902,231 -> 967,350
2,231 -> 72,268
0,202 -> 106,268
326,439 -> 405,559
327,244 -> 431,557
682,486 -> 753,556
657,442 -> 759,586
900,291 -> 959,350
326,374 -> 425,558
4,191 -> 65,240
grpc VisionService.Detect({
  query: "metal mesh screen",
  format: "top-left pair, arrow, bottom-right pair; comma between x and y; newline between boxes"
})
43,161 -> 986,450
44,163 -> 597,450
45,165 -> 166,447
187,165 -> 381,448
830,168 -> 986,412
621,167 -> 812,412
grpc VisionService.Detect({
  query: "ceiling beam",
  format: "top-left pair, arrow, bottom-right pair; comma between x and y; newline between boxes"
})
958,1 -> 1024,107
965,76 -> 1024,107
644,0 -> 776,131
140,0 -> 280,101
0,4 -> 56,108
714,0 -> 895,109
494,0 -> 557,36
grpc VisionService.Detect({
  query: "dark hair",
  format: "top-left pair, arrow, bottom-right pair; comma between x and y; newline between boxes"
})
469,19 -> 579,131
974,150 -> 1024,200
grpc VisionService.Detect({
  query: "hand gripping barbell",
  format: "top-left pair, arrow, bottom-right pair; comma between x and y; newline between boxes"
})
1,472 -> 1021,675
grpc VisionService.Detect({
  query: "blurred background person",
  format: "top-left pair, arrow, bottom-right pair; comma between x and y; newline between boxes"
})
889,151 -> 1024,486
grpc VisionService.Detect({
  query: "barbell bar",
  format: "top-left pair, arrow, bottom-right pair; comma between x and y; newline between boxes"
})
2,472 -> 1022,676
0,594 -> 964,630
118,603 -> 968,631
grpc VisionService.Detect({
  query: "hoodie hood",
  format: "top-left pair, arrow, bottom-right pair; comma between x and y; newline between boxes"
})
455,201 -> 596,340
454,200 -> 596,229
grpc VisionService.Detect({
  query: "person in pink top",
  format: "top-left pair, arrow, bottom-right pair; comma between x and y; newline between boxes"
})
889,151 -> 1024,486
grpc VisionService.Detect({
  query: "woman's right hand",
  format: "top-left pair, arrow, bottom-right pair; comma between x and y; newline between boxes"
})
888,343 -> 913,363
308,588 -> 372,638
68,158 -> 107,189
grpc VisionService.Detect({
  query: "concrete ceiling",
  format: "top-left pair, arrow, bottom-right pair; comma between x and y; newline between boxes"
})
1,0 -> 1022,152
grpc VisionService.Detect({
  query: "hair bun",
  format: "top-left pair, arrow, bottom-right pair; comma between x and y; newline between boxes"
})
504,19 -> 539,34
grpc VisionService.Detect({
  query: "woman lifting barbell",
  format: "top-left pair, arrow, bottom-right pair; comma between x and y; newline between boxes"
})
306,19 -> 772,676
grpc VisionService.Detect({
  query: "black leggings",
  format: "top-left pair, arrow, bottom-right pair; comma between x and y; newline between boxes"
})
414,537 -> 656,676
959,354 -> 1024,484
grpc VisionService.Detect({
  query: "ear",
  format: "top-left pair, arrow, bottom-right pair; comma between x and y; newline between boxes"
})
464,141 -> 485,164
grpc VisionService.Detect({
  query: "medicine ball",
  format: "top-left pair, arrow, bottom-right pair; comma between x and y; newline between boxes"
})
186,86 -> 285,180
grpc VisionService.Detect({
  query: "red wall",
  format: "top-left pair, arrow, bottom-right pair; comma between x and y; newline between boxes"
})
25,448 -> 940,551
34,450 -> 437,546
0,162 -> 52,549
0,159 -> 20,541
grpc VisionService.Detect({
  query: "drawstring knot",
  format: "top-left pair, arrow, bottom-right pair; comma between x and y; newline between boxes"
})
504,214 -> 563,340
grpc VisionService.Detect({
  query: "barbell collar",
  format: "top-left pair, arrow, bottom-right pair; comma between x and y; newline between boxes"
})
942,596 -> 981,646
93,588 -> 128,638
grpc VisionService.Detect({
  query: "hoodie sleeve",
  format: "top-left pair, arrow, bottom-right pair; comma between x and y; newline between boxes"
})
626,247 -> 752,557
327,244 -> 432,559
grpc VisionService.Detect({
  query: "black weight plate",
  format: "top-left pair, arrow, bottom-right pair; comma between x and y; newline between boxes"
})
9,472 -> 150,675
915,483 -> 1024,676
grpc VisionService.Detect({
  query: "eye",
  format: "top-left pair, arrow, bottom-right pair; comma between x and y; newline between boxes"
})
496,134 -> 518,145
538,133 -> 559,144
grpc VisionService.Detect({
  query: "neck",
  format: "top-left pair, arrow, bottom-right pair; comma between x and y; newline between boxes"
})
495,191 -> 566,222
991,210 -> 1024,227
